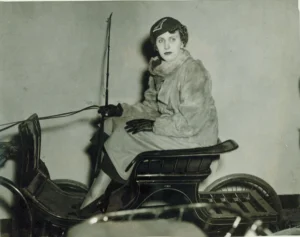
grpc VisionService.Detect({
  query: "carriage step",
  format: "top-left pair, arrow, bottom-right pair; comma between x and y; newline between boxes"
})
196,191 -> 279,226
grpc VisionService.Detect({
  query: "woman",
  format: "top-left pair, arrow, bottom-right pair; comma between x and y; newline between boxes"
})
80,16 -> 219,212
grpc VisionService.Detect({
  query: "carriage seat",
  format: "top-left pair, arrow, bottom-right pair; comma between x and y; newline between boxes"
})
126,139 -> 238,172
120,140 -> 239,210
17,114 -> 86,229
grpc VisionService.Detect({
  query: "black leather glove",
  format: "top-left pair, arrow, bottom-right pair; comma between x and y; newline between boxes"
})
98,103 -> 123,117
125,119 -> 155,134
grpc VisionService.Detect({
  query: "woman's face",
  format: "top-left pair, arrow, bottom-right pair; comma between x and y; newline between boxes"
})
155,30 -> 183,62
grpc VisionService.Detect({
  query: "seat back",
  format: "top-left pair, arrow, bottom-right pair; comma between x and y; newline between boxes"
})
130,140 -> 239,183
18,114 -> 41,188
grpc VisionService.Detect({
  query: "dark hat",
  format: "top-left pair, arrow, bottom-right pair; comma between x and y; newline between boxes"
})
150,17 -> 184,44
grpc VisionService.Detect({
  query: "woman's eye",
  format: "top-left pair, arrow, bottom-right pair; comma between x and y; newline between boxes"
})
158,39 -> 163,43
170,37 -> 176,42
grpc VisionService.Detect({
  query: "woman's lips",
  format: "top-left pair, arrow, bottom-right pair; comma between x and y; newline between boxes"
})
164,52 -> 172,55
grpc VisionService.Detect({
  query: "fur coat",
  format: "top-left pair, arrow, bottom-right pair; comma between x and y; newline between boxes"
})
103,49 -> 218,181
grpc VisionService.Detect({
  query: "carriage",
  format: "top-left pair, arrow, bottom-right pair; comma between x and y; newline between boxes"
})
0,113 -> 284,236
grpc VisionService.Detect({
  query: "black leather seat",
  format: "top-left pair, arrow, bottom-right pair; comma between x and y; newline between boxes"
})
17,114 -> 85,229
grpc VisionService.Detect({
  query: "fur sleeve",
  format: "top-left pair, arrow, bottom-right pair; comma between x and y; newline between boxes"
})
121,76 -> 159,119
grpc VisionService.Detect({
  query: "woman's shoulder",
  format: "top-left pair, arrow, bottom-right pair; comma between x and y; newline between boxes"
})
183,56 -> 209,77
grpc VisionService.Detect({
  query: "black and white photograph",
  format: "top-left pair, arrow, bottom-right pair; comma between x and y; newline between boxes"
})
0,0 -> 299,236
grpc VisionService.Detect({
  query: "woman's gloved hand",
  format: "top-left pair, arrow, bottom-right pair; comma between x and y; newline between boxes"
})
125,119 -> 155,134
98,103 -> 123,117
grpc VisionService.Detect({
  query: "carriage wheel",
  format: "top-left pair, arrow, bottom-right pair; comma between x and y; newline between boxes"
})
204,173 -> 283,230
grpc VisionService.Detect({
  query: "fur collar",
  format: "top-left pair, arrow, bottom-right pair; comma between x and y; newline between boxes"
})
148,49 -> 191,77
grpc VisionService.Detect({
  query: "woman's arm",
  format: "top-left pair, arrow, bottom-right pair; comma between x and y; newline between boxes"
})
153,61 -> 215,137
121,76 -> 159,118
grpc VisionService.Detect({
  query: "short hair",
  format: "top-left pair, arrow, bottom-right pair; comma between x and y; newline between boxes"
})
150,17 -> 189,48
